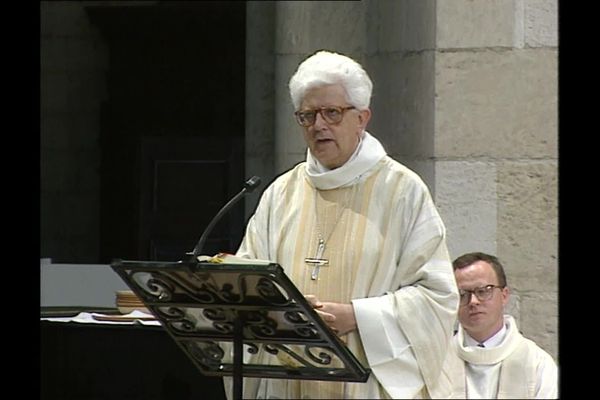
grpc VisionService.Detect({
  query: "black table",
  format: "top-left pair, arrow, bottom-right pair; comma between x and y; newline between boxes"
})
41,310 -> 226,400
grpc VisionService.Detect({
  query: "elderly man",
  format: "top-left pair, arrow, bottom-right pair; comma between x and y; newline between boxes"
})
226,50 -> 459,399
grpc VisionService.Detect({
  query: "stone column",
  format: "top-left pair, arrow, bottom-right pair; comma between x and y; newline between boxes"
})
273,1 -> 368,172
245,1 -> 276,216
247,0 -> 558,361
433,0 -> 558,359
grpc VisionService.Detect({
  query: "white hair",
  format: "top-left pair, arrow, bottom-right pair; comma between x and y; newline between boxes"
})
288,50 -> 373,111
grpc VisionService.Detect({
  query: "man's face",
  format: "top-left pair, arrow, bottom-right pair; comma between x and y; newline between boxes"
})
455,261 -> 509,342
299,84 -> 371,169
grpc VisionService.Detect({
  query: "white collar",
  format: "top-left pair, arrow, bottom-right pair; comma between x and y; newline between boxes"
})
464,322 -> 507,348
456,315 -> 523,365
305,131 -> 387,190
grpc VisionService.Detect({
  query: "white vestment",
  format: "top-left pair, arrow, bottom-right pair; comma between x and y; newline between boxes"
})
431,315 -> 559,399
226,132 -> 459,399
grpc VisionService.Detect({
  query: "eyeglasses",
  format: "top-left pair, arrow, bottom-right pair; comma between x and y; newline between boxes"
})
294,106 -> 356,127
458,285 -> 505,306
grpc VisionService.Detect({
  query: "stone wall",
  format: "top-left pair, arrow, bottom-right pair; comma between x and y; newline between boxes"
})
246,0 -> 558,360
433,0 -> 558,359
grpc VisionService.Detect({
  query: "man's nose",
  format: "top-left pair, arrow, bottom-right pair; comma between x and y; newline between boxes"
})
468,292 -> 481,305
312,111 -> 328,129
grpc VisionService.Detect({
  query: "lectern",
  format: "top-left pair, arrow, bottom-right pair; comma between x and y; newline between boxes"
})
111,259 -> 370,400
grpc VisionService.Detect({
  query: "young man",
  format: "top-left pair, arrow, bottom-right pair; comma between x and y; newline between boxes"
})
432,252 -> 558,398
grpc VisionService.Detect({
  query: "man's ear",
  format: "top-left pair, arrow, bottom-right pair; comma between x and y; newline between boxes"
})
358,108 -> 371,130
501,286 -> 510,307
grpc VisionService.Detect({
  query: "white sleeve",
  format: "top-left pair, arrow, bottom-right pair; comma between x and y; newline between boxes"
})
535,350 -> 558,399
353,295 -> 425,398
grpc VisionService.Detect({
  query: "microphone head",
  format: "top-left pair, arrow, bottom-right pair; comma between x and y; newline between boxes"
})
244,176 -> 262,193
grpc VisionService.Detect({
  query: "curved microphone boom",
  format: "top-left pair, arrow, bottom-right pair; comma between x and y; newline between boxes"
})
189,176 -> 262,260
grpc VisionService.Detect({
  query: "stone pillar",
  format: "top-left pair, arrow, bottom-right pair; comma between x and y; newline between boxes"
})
433,0 -> 558,359
246,0 -> 558,361
245,1 -> 276,216
268,1 -> 438,188
364,0 -> 437,187
272,1 -> 368,172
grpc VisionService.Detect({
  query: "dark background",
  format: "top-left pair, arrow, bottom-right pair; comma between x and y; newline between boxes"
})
41,1 -> 247,264
41,321 -> 227,400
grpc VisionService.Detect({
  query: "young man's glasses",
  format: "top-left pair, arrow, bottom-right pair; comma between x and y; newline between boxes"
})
294,106 -> 355,127
458,284 -> 505,306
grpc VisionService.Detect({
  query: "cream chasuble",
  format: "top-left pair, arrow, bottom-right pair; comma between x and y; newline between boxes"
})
431,315 -> 558,399
227,132 -> 459,399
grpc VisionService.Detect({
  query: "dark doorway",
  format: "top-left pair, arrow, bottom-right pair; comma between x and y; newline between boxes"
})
87,2 -> 246,263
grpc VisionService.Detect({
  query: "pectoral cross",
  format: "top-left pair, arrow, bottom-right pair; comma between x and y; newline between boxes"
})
304,238 -> 329,280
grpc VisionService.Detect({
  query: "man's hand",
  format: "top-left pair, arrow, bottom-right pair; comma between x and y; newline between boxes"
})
305,295 -> 357,336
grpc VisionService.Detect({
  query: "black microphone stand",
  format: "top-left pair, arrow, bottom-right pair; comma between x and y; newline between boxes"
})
186,176 -> 261,262
184,176 -> 261,399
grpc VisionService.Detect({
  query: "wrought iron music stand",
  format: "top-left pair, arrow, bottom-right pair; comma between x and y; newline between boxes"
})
111,259 -> 371,400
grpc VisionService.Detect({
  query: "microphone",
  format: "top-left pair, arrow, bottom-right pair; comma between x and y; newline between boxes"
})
188,176 -> 262,260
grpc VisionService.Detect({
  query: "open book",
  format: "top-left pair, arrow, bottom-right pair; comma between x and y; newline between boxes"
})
196,252 -> 272,265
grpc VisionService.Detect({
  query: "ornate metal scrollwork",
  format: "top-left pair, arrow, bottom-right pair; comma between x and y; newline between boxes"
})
156,306 -> 186,319
218,282 -> 242,303
255,277 -> 290,305
295,325 -> 319,338
243,310 -> 277,338
263,344 -> 329,368
262,343 -> 336,367
203,308 -> 235,333
170,319 -> 197,333
213,321 -> 234,334
262,345 -> 276,357
129,271 -> 175,301
284,311 -> 308,324
248,322 -> 276,337
305,345 -> 334,365
154,306 -> 198,334
246,342 -> 259,354
112,260 -> 371,382
203,308 -> 227,321
177,271 -> 245,304
283,311 -> 320,339
244,310 -> 268,325
184,341 -> 224,369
